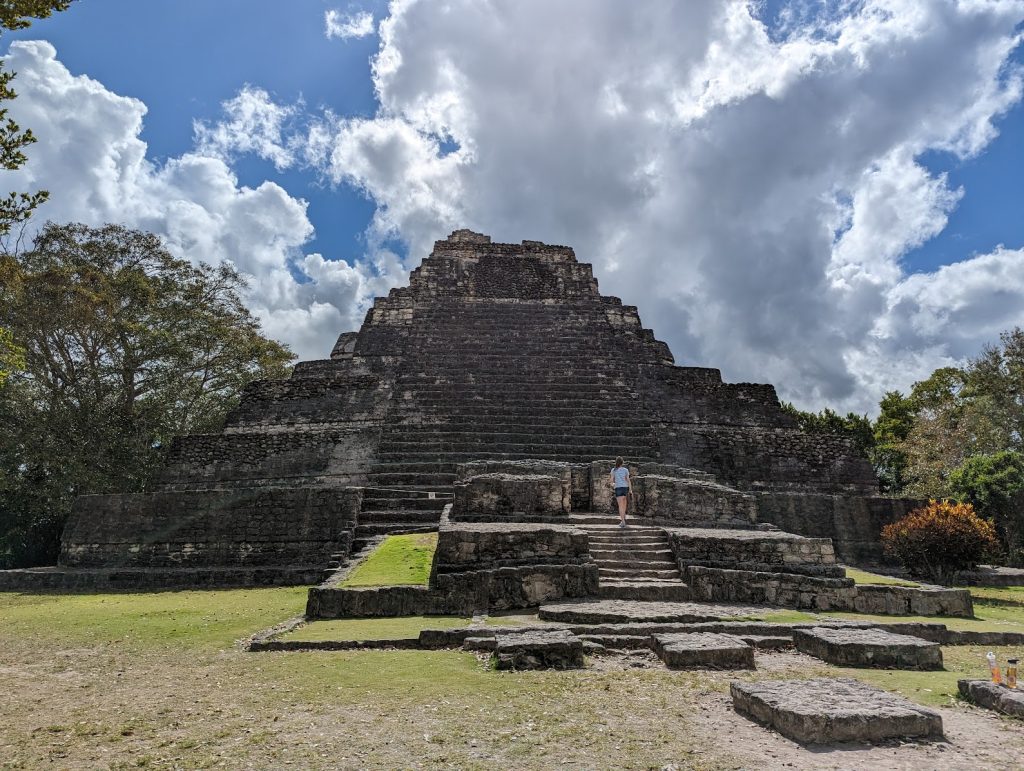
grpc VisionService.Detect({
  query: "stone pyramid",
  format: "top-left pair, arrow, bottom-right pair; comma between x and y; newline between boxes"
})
6,229 -> 922,590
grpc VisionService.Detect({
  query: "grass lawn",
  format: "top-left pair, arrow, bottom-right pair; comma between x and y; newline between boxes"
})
340,532 -> 438,587
844,567 -> 920,587
3,584 -> 1024,768
282,615 -> 471,642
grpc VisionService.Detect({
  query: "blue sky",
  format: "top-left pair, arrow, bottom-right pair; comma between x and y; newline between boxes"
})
4,1 -> 1024,412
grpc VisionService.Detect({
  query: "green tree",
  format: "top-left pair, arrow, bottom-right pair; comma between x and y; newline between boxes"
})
948,451 -> 1024,561
0,326 -> 23,386
781,402 -> 875,462
0,222 -> 293,567
872,390 -> 917,494
0,1 -> 74,235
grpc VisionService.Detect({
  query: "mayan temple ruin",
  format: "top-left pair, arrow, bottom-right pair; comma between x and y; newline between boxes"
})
0,229 -> 972,620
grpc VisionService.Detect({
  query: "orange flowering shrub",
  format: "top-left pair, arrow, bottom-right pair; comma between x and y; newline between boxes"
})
881,500 -> 998,585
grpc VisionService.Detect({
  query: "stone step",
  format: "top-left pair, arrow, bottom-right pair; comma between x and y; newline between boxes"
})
360,487 -> 454,500
365,472 -> 458,486
597,581 -> 692,602
587,535 -> 668,545
388,417 -> 656,431
357,510 -> 443,524
356,495 -> 450,511
599,567 -> 681,579
594,558 -> 678,570
589,548 -> 676,560
379,425 -> 655,440
375,445 -> 655,459
353,523 -> 438,538
375,451 -> 656,464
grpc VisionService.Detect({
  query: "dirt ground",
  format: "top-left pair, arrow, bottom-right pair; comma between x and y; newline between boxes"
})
4,637 -> 1024,770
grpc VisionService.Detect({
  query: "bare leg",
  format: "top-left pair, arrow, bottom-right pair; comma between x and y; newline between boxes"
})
617,495 -> 627,522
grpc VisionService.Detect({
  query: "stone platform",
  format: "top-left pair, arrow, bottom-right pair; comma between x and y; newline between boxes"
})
537,599 -> 766,625
652,632 -> 754,669
731,678 -> 944,744
793,627 -> 942,670
494,629 -> 584,670
958,680 -> 1024,718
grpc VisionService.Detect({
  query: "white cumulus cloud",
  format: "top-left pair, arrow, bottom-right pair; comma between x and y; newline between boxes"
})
325,9 -> 375,40
1,40 -> 373,361
305,0 -> 1024,412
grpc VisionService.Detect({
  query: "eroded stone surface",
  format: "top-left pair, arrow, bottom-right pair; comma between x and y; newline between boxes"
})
652,632 -> 754,669
493,629 -> 584,670
731,678 -> 944,744
793,626 -> 942,669
537,599 -> 765,624
958,679 -> 1024,718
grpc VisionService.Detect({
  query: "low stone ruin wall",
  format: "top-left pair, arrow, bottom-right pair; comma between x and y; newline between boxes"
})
61,486 -> 360,569
588,460 -> 713,514
452,473 -> 569,519
307,521 -> 599,618
457,460 -> 589,510
632,476 -> 757,527
685,565 -> 973,617
756,492 -> 924,565
667,528 -> 839,576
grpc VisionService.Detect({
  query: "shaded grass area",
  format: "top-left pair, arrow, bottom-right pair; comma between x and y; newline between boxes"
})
845,567 -> 920,587
340,532 -> 438,587
282,615 -> 471,642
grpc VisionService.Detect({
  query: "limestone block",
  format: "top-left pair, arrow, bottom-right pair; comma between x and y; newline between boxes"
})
651,632 -> 755,669
453,473 -> 569,518
957,679 -> 1024,718
731,678 -> 943,744
494,630 -> 584,670
793,627 -> 942,670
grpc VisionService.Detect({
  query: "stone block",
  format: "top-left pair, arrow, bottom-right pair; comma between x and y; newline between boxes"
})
494,630 -> 584,670
793,627 -> 942,669
731,678 -> 943,744
957,679 -> 1024,718
634,476 -> 758,527
453,473 -> 569,518
651,632 -> 754,669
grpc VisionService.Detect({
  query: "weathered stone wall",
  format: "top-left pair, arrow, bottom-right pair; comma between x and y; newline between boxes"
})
668,528 -> 838,575
757,493 -> 924,565
156,427 -> 377,489
588,460 -> 714,515
431,522 -> 598,610
685,565 -> 973,616
452,474 -> 569,519
224,373 -> 393,430
658,425 -> 880,495
633,475 -> 758,527
60,487 -> 360,568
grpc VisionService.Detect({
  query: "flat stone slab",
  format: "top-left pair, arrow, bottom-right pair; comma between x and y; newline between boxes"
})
494,629 -> 584,670
731,678 -> 944,744
793,626 -> 942,669
538,599 -> 766,625
652,632 -> 755,669
958,679 -> 1024,718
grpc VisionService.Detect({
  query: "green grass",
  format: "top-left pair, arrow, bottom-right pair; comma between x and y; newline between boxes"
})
0,587 -> 308,649
340,532 -> 438,587
844,567 -> 920,587
281,615 -> 471,642
844,645 -> 1023,708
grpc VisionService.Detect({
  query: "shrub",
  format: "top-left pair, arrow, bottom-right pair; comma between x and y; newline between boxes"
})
881,499 -> 998,584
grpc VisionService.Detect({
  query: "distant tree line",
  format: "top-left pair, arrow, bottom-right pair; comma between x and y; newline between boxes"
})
784,328 -> 1024,564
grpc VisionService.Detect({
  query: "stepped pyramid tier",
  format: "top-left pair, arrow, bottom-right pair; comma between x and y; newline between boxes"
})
2,229 -> 931,593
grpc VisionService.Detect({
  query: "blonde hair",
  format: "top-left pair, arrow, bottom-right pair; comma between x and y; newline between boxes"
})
614,457 -> 624,468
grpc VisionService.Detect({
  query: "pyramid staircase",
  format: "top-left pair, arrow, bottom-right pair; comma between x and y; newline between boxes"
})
573,518 -> 690,601
353,300 -> 660,548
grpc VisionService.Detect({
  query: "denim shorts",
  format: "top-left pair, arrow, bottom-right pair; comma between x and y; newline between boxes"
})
614,486 -> 629,497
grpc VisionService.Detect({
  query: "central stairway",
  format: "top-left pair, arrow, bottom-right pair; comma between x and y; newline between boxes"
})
574,519 -> 690,601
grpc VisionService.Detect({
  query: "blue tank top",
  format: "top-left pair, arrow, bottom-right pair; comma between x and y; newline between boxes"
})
612,466 -> 629,487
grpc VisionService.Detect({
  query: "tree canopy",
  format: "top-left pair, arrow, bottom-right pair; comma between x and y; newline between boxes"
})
0,222 -> 293,567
